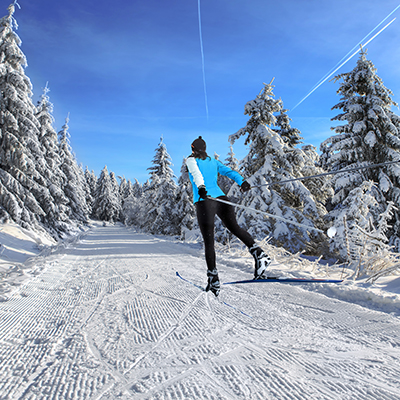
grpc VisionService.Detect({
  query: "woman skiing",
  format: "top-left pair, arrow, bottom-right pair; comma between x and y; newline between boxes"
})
186,136 -> 271,296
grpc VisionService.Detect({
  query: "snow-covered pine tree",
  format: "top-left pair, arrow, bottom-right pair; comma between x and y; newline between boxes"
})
328,181 -> 398,278
84,166 -> 97,217
225,145 -> 240,170
274,108 -> 303,148
92,166 -> 121,223
141,137 -> 179,235
119,176 -> 127,196
212,147 -> 244,244
122,179 -> 143,227
132,178 -> 142,198
140,175 -> 160,231
269,108 -> 330,210
110,171 -> 122,220
35,84 -> 70,230
119,177 -> 132,201
175,157 -> 195,238
0,3 -> 51,230
119,176 -> 132,221
122,179 -> 146,228
328,181 -> 378,262
299,144 -> 334,214
58,115 -> 89,223
228,81 -> 331,254
217,145 -> 240,195
77,162 -> 91,219
321,48 -> 400,252
126,179 -> 135,197
229,79 -> 282,176
141,179 -> 150,194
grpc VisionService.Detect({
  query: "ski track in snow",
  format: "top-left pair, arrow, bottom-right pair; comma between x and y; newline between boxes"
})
0,224 -> 399,399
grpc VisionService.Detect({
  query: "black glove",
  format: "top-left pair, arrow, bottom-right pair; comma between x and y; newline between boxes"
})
198,185 -> 208,199
240,181 -> 251,192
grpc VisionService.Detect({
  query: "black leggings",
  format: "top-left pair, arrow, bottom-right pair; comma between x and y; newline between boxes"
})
195,196 -> 255,272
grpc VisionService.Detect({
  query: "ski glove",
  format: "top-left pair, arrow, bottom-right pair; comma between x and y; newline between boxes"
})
240,181 -> 251,192
198,185 -> 208,199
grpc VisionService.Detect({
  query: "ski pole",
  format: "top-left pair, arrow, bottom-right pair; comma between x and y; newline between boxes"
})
209,196 -> 328,235
250,160 -> 400,189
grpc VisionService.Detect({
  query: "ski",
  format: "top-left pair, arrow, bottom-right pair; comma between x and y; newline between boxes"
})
176,271 -> 206,292
223,276 -> 343,285
176,272 -> 252,318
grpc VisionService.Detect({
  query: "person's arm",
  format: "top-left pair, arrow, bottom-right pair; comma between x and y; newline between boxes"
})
186,157 -> 205,188
217,160 -> 251,192
216,160 -> 244,186
186,157 -> 208,199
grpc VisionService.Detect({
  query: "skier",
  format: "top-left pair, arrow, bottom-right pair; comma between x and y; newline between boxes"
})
186,136 -> 271,296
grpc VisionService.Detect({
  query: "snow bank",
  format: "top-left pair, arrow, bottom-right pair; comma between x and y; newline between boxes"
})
0,222 -> 89,301
0,223 -> 54,300
213,237 -> 400,317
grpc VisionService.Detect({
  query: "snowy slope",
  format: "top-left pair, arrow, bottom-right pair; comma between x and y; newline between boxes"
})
0,222 -> 399,399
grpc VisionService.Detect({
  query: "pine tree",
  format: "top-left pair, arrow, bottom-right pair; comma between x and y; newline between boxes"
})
228,81 -> 331,254
175,157 -> 195,238
217,146 -> 240,195
36,84 -> 63,181
35,84 -> 70,229
321,48 -> 400,251
84,166 -> 97,216
229,80 -> 283,176
110,171 -> 122,220
274,108 -> 303,148
300,144 -> 334,211
119,177 -> 129,200
77,162 -> 90,219
225,145 -> 240,170
92,166 -> 121,222
328,181 -> 378,262
212,148 -> 242,244
119,176 -> 132,222
58,115 -> 89,222
0,3 -> 49,229
121,179 -> 142,227
132,178 -> 142,198
141,137 -> 179,235
328,181 -> 397,279
120,177 -> 136,206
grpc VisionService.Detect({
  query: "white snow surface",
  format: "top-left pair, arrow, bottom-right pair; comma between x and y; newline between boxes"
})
0,221 -> 400,399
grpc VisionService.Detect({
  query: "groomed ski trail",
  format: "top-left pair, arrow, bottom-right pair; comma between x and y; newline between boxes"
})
0,223 -> 399,399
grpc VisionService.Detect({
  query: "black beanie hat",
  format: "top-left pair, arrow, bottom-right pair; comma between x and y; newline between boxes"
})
191,136 -> 206,152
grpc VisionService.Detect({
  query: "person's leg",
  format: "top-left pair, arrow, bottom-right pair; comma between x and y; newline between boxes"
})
196,200 -> 217,270
215,196 -> 254,247
216,196 -> 271,279
195,200 -> 220,295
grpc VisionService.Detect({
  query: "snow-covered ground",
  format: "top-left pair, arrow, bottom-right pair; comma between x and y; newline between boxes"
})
0,221 -> 399,399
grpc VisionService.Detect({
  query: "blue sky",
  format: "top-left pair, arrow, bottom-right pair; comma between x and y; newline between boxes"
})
8,0 -> 400,183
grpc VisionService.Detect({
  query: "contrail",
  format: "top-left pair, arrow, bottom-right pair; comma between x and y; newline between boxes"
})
198,0 -> 209,120
292,7 -> 399,110
306,4 -> 400,96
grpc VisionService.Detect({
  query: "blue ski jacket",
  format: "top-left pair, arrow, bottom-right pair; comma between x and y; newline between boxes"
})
186,156 -> 244,203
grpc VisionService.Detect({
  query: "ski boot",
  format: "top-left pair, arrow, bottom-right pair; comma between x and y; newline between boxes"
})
205,268 -> 220,297
250,245 -> 271,280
